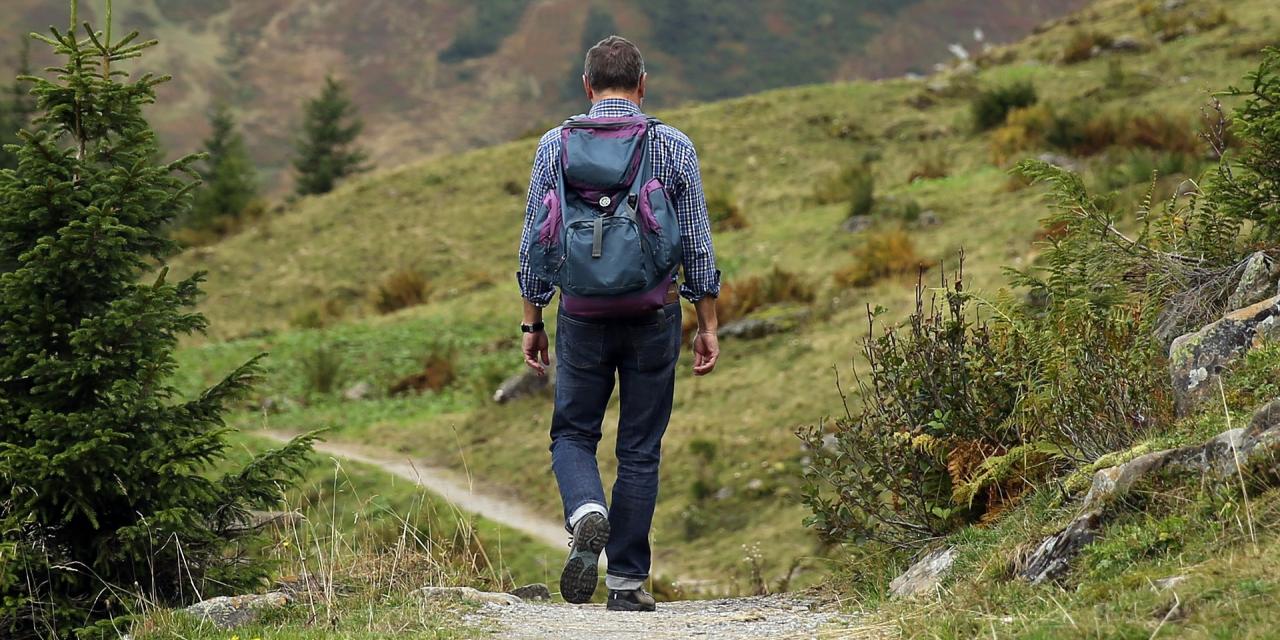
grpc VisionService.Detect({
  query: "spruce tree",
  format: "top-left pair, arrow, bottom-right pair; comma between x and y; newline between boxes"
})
292,75 -> 368,196
187,103 -> 258,233
0,3 -> 313,637
0,38 -> 35,171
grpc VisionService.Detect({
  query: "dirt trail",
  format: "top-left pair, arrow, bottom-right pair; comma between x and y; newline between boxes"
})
464,593 -> 866,639
260,431 -> 569,550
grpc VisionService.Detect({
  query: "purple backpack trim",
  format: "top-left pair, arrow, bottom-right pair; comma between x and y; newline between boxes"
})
562,277 -> 671,319
538,190 -> 561,246
637,178 -> 664,233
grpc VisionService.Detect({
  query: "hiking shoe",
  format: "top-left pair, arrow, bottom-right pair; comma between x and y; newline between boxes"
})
606,587 -> 656,612
559,512 -> 609,604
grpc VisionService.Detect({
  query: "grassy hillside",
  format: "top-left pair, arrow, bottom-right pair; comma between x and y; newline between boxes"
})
164,0 -> 1279,592
0,0 -> 1085,191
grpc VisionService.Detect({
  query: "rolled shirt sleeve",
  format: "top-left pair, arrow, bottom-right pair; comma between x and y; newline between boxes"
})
672,140 -> 721,302
516,132 -> 558,307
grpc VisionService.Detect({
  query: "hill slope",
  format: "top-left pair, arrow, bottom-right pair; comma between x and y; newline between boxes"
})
0,0 -> 1085,190
165,0 -> 1279,590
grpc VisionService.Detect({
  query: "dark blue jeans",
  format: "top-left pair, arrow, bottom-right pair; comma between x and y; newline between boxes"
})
550,301 -> 681,581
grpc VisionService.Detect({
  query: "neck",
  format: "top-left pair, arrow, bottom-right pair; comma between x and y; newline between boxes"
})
591,92 -> 640,106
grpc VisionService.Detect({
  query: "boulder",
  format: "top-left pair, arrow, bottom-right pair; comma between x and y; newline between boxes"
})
841,215 -> 874,234
1108,35 -> 1148,52
509,583 -> 551,601
889,547 -> 956,598
493,360 -> 555,404
184,592 -> 291,629
342,381 -> 373,401
1227,252 -> 1280,311
417,586 -> 522,606
1169,295 -> 1280,415
1020,511 -> 1103,585
719,318 -> 785,341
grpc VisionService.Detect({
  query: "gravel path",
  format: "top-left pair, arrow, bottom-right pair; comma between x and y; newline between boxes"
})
260,431 -> 569,549
465,594 -> 862,639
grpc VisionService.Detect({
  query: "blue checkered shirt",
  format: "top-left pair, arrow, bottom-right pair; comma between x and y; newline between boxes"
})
517,98 -> 721,306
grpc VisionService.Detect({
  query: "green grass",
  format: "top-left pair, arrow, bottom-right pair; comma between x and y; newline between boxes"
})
163,0 -> 1280,595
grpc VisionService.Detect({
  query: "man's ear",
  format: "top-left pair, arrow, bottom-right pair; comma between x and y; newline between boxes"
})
637,73 -> 647,101
583,75 -> 593,101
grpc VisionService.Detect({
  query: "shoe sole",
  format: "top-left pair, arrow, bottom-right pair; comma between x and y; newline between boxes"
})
560,515 -> 609,604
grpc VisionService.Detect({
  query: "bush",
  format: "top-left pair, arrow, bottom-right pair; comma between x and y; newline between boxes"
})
704,186 -> 750,231
301,345 -> 346,398
373,267 -> 431,314
813,162 -> 875,213
971,82 -> 1038,132
833,229 -> 931,288
685,266 -> 816,339
1062,30 -> 1113,65
389,352 -> 458,396
907,150 -> 949,183
1211,47 -> 1280,240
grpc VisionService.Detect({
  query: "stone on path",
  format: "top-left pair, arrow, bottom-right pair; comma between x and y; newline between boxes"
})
184,592 -> 291,629
418,586 -> 522,606
509,583 -> 552,602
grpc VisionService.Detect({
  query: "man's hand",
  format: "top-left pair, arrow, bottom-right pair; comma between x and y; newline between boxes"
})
692,330 -> 719,376
522,329 -> 550,376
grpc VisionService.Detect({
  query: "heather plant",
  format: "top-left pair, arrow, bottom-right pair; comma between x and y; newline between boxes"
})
0,5 -> 313,636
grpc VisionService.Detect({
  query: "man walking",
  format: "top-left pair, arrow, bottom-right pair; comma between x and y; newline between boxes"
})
516,36 -> 721,611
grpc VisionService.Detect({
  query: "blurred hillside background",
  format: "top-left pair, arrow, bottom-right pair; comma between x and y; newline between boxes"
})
0,0 -> 1086,192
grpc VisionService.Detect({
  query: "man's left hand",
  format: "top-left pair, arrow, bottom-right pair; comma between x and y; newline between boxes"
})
523,329 -> 550,376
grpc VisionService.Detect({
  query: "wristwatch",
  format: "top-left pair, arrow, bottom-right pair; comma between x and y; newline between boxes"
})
520,321 -> 545,333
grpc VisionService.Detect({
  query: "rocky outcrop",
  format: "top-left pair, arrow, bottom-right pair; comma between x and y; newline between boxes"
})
719,318 -> 787,341
1227,252 -> 1280,311
1021,398 -> 1280,584
1169,294 -> 1280,415
1020,511 -> 1103,584
184,592 -> 291,629
889,547 -> 956,598
493,360 -> 555,404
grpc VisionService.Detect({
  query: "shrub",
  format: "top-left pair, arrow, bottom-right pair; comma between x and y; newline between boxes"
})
1062,31 -> 1113,65
290,297 -> 348,329
685,266 -> 816,339
373,267 -> 431,314
833,229 -> 931,288
704,186 -> 750,231
813,162 -> 875,212
389,352 -> 457,396
907,150 -> 949,183
301,345 -> 346,398
1211,47 -> 1280,240
971,81 -> 1038,132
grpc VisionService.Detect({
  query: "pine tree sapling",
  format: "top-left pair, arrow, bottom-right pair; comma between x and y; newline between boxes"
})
0,4 -> 313,636
1213,47 -> 1280,240
292,75 -> 369,196
185,103 -> 258,236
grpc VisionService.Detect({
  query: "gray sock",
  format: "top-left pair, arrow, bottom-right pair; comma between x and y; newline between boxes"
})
605,576 -> 645,591
568,502 -> 608,529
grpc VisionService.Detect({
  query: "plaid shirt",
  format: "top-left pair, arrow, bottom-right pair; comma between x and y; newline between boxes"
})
517,98 -> 721,306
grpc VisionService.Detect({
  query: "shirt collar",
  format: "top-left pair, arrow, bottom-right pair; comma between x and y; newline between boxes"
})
588,98 -> 641,118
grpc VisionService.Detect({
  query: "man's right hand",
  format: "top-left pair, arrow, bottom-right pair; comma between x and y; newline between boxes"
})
523,329 -> 550,376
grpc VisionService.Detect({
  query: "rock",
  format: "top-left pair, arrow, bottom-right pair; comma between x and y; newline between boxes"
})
184,591 -> 291,630
1227,252 -> 1280,311
719,318 -> 785,341
1084,398 -> 1280,512
1021,511 -> 1103,584
745,478 -> 766,492
1108,34 -> 1147,52
913,210 -> 941,228
713,486 -> 735,501
418,586 -> 522,606
493,360 -> 555,404
1154,575 -> 1188,590
889,547 -> 956,598
1036,152 -> 1082,173
1169,295 -> 1280,415
841,215 -> 874,233
342,381 -> 373,401
509,583 -> 551,601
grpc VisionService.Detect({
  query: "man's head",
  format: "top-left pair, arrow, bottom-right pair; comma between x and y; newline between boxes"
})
582,36 -> 646,104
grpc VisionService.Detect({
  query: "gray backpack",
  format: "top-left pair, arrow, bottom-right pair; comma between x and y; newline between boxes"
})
527,115 -> 682,317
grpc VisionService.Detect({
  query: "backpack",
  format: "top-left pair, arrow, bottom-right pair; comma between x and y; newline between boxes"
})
527,115 -> 682,318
